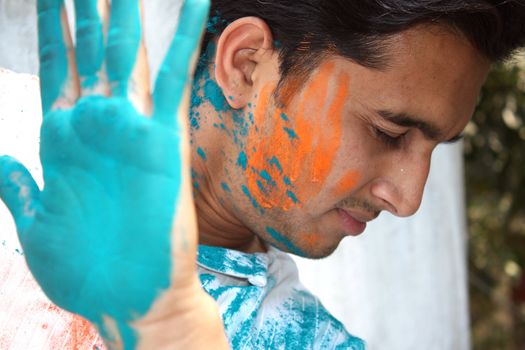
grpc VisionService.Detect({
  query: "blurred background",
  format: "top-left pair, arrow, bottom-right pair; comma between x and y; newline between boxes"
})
466,53 -> 525,350
0,1 -> 524,349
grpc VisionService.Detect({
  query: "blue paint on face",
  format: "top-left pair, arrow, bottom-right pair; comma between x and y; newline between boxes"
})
286,190 -> 300,204
260,170 -> 276,188
242,185 -> 264,214
269,156 -> 283,174
283,176 -> 292,186
283,127 -> 299,140
256,180 -> 268,194
265,227 -> 303,256
204,79 -> 229,112
237,151 -> 248,170
280,113 -> 289,122
221,182 -> 232,193
197,147 -> 207,161
193,181 -> 201,191
190,90 -> 204,130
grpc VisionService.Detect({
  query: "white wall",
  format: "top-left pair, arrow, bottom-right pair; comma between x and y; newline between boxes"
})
0,1 -> 471,349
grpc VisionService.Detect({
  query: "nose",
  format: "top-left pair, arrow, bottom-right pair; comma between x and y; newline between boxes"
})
370,153 -> 431,217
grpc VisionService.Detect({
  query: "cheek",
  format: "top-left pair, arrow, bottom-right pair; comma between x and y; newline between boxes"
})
242,62 -> 354,212
332,170 -> 361,196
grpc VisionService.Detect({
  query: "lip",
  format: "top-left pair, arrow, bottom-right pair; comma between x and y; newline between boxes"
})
337,208 -> 368,236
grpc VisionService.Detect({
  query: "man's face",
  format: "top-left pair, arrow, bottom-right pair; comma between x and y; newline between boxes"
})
209,25 -> 490,258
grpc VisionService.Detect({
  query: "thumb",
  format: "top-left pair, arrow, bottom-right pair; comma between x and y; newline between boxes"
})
0,156 -> 40,235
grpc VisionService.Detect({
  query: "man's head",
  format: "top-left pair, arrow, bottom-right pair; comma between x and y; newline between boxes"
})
190,0 -> 525,258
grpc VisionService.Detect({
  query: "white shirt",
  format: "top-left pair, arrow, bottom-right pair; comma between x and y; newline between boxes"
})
197,245 -> 365,349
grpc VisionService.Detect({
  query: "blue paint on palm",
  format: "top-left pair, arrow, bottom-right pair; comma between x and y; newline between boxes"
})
33,96 -> 181,345
1,0 -> 211,348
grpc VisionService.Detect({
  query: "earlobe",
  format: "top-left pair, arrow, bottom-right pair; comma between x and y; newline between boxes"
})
214,17 -> 274,109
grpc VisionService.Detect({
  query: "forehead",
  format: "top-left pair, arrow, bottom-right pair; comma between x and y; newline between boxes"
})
293,25 -> 490,138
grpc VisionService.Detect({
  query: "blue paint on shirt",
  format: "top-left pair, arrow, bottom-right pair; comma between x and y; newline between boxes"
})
197,245 -> 365,349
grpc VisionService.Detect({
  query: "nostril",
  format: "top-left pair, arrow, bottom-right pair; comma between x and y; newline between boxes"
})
369,180 -> 402,216
381,198 -> 398,215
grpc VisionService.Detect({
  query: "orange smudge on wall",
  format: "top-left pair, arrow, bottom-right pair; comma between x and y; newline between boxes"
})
68,316 -> 100,350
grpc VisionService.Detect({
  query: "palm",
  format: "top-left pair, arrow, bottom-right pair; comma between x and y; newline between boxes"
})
28,97 -> 183,322
0,0 -> 210,347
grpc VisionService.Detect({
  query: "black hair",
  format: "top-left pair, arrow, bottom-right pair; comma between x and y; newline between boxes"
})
200,0 -> 525,85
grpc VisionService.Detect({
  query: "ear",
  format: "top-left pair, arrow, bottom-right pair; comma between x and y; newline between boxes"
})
214,17 -> 275,109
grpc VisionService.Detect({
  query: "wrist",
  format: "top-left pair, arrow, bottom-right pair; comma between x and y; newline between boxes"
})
131,280 -> 229,350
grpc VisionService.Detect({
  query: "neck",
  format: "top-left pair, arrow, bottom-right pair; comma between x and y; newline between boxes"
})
189,66 -> 266,254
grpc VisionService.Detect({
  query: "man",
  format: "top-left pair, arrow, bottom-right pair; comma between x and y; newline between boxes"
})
0,0 -> 524,349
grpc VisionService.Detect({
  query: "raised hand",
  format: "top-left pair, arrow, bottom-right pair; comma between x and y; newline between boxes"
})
0,0 -> 228,348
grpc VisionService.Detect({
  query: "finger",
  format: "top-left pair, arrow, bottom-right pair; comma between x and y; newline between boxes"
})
0,156 -> 40,235
73,0 -> 110,96
106,0 -> 151,113
152,0 -> 210,128
128,0 -> 152,115
37,0 -> 80,114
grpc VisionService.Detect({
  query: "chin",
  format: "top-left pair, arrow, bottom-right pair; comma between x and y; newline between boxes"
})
289,238 -> 342,260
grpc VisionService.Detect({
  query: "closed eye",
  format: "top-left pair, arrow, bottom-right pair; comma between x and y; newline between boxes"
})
373,127 -> 406,148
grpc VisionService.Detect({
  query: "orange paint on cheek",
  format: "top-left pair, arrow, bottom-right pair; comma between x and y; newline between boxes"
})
333,171 -> 361,195
301,232 -> 323,249
311,71 -> 350,184
244,61 -> 352,211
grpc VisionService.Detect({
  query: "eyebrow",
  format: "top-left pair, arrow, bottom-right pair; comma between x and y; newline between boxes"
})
376,109 -> 464,144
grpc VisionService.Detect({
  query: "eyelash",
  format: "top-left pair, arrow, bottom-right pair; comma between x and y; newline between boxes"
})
373,127 -> 406,148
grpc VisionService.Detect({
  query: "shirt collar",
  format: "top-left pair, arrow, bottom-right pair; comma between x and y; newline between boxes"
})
197,245 -> 269,287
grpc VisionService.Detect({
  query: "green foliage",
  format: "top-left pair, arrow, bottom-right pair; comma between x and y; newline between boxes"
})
466,54 -> 525,350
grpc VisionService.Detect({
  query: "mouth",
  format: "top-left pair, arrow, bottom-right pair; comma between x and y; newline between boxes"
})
336,208 -> 376,236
